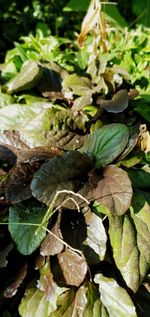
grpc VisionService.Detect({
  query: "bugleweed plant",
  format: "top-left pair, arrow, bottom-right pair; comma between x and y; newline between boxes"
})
0,0 -> 150,316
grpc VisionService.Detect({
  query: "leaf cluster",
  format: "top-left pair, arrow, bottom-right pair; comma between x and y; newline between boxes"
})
0,1 -> 150,316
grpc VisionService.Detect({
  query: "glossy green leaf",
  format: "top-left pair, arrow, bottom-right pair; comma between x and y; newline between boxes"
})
94,274 -> 137,317
80,124 -> 129,167
109,194 -> 150,292
6,60 -> 43,93
8,203 -> 47,255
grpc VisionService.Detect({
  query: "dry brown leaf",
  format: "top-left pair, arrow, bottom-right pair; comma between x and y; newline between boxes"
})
139,124 -> 150,154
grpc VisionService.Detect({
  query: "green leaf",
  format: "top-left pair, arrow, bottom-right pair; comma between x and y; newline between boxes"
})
31,151 -> 93,208
19,287 -> 66,317
134,103 -> 150,122
108,194 -> 150,292
128,168 -> 150,189
63,0 -> 90,12
5,60 -> 43,93
94,274 -> 137,317
8,203 -> 47,255
0,91 -> 14,108
63,74 -> 92,96
49,288 -> 76,316
80,123 -> 129,167
103,4 -> 128,28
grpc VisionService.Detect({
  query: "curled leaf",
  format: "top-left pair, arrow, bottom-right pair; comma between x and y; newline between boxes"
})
6,60 -> 43,93
97,89 -> 129,113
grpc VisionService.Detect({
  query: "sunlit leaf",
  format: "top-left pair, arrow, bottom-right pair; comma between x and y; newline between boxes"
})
94,274 -> 137,317
5,60 -> 43,93
109,194 -> 150,292
82,209 -> 107,263
63,73 -> 92,96
19,130 -> 84,150
37,258 -> 67,302
81,123 -> 129,167
8,203 -> 47,255
78,0 -> 101,46
0,103 -> 56,130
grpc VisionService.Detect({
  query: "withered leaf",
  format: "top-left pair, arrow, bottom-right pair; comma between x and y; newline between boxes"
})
5,162 -> 40,203
93,165 -> 133,215
97,89 -> 128,113
4,262 -> 28,298
57,247 -> 88,287
40,214 -> 64,256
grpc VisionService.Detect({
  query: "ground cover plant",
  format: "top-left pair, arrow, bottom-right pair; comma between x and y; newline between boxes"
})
0,0 -> 150,316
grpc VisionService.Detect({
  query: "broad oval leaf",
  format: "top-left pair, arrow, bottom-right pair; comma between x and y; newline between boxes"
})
109,194 -> 150,292
97,89 -> 129,113
93,165 -> 133,215
57,247 -> 88,287
6,60 -> 43,93
80,123 -> 129,167
31,151 -> 93,208
94,274 -> 137,317
8,203 -> 47,255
